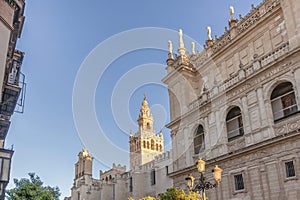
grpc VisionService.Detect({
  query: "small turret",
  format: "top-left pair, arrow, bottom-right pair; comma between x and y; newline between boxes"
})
75,148 -> 93,179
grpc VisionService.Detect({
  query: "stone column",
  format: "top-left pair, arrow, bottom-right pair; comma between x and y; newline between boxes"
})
171,131 -> 178,171
257,87 -> 268,126
241,96 -> 251,133
293,68 -> 300,109
215,110 -> 222,142
183,127 -> 191,166
204,116 -> 210,149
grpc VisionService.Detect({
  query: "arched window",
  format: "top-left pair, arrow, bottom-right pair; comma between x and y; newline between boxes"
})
147,141 -> 150,149
151,139 -> 154,150
194,125 -> 205,154
271,82 -> 298,121
143,141 -> 146,148
159,144 -> 162,152
226,107 -> 244,141
156,143 -> 158,151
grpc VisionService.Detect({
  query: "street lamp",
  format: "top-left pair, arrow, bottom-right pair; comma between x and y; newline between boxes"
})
185,159 -> 222,200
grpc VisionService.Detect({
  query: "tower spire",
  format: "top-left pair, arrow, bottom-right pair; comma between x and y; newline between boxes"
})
138,94 -> 153,131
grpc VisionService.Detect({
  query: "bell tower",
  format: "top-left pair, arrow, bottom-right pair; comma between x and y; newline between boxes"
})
129,95 -> 164,170
69,149 -> 101,200
75,148 -> 93,179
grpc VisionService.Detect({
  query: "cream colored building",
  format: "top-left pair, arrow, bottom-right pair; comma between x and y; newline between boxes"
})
0,0 -> 25,199
66,0 -> 300,199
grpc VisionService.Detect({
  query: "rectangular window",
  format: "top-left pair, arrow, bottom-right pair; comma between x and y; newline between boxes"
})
151,170 -> 156,185
285,161 -> 296,178
129,177 -> 133,192
234,174 -> 244,191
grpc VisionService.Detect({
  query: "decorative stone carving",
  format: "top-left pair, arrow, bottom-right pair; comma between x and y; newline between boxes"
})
212,32 -> 231,53
229,6 -> 238,28
191,42 -> 195,55
274,113 -> 300,136
178,29 -> 187,56
168,40 -> 174,59
230,6 -> 235,21
227,137 -> 246,152
206,26 -> 214,47
207,26 -> 212,41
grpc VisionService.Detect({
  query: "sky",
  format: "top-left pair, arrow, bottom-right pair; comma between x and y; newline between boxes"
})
6,0 -> 262,198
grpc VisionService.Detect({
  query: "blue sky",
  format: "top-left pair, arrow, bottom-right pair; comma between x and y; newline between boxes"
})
6,0 -> 262,198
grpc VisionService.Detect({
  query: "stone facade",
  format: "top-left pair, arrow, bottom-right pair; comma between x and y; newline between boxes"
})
163,0 -> 300,199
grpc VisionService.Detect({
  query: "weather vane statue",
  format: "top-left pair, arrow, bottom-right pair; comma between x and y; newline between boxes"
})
191,42 -> 195,54
230,6 -> 235,20
207,26 -> 212,40
168,40 -> 173,54
179,29 -> 184,48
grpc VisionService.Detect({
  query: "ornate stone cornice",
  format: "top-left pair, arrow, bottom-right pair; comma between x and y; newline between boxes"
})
210,0 -> 281,55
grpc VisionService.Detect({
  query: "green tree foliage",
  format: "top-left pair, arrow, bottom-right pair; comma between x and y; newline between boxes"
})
158,188 -> 202,200
128,188 -> 202,200
6,173 -> 60,200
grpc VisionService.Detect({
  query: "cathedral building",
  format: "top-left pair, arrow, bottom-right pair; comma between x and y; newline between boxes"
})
66,0 -> 300,199
164,0 -> 300,199
65,96 -> 172,200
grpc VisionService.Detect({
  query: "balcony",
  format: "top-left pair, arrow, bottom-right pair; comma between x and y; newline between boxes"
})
0,50 -> 25,117
0,84 -> 21,117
